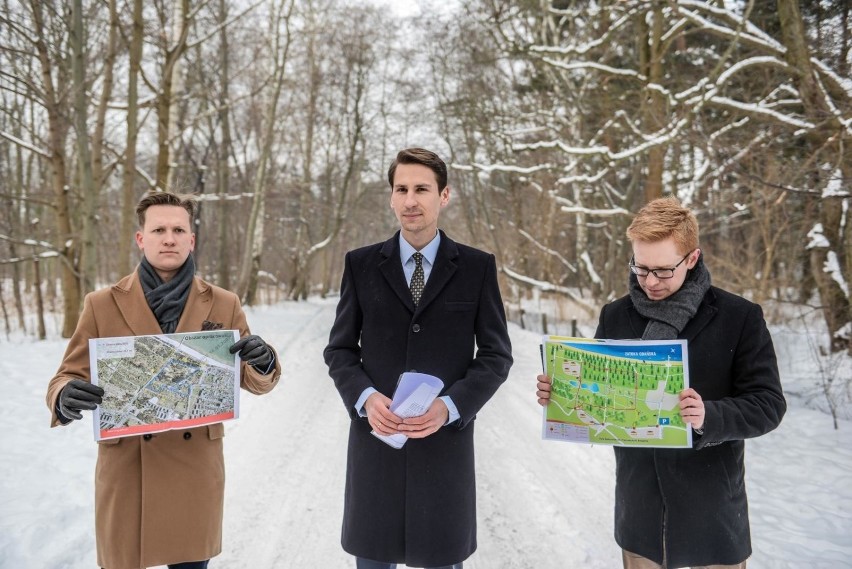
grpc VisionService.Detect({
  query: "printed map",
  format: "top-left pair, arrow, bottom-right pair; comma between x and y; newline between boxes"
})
542,336 -> 691,447
90,330 -> 239,440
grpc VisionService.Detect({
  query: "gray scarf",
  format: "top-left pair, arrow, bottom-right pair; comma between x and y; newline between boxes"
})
628,252 -> 711,340
138,255 -> 195,334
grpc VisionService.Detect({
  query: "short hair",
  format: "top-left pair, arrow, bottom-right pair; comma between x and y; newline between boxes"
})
387,148 -> 448,191
135,191 -> 197,228
626,196 -> 699,253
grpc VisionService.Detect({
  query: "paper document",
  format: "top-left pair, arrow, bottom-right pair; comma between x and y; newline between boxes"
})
90,330 -> 240,441
373,372 -> 444,449
541,335 -> 691,448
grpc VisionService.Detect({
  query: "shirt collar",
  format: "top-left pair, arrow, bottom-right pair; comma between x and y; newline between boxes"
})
399,231 -> 441,266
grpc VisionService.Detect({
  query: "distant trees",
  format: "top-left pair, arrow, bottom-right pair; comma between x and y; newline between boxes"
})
0,0 -> 849,353
426,0 -> 851,352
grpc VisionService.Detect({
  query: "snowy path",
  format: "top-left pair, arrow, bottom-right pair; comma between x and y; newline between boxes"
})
1,300 -> 850,568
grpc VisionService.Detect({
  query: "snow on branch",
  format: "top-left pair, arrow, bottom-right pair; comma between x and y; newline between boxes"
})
513,139 -> 611,157
453,162 -> 555,175
518,229 -> 577,274
715,56 -> 790,87
0,251 -> 60,265
558,204 -> 630,217
529,6 -> 640,57
541,58 -> 645,80
0,131 -> 50,159
811,58 -> 852,100
195,192 -> 257,201
502,266 -> 597,317
706,96 -> 814,130
676,1 -> 786,53
0,234 -> 58,251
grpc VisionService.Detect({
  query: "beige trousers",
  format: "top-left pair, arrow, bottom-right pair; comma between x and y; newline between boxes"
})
622,549 -> 747,569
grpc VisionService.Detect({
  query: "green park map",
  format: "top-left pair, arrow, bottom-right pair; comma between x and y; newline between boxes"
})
541,336 -> 692,448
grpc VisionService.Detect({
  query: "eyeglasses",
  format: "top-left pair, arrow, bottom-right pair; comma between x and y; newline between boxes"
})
629,252 -> 692,280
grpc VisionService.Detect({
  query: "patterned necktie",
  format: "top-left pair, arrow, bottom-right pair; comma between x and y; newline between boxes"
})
410,252 -> 425,306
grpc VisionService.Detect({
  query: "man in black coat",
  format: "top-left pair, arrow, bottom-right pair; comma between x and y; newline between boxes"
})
536,197 -> 786,569
324,148 -> 513,569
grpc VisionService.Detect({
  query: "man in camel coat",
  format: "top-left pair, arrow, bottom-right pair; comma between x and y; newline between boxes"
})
46,191 -> 281,569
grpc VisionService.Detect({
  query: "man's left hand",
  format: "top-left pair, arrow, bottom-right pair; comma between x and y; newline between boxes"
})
679,387 -> 705,431
399,399 -> 449,439
230,334 -> 274,371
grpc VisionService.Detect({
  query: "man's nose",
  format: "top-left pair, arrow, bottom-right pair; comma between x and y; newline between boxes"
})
404,191 -> 417,207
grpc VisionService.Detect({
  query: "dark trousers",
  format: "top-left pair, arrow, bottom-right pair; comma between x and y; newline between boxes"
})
168,561 -> 210,569
356,557 -> 462,569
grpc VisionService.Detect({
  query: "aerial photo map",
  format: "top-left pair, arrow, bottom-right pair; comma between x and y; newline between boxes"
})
89,330 -> 240,440
541,336 -> 691,448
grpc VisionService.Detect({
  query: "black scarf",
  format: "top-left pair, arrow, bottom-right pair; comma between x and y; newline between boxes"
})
138,255 -> 195,334
628,252 -> 712,340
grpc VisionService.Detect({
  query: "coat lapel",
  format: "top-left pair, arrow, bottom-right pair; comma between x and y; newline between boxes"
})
680,289 -> 718,341
379,233 -> 417,311
414,231 -> 458,313
111,270 -> 164,336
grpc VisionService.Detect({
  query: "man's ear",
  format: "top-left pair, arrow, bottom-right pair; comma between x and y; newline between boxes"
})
688,248 -> 701,269
440,186 -> 451,206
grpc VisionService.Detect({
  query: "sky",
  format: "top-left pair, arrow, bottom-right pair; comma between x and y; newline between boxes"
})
1,299 -> 850,568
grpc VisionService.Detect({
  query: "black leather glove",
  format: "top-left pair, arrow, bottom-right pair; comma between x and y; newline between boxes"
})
229,334 -> 274,371
58,379 -> 104,422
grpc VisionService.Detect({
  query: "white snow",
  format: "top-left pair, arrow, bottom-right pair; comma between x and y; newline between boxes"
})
1,299 -> 850,568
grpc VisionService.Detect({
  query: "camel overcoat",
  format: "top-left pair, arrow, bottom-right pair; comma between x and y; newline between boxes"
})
46,270 -> 281,569
597,286 -> 785,568
324,231 -> 513,567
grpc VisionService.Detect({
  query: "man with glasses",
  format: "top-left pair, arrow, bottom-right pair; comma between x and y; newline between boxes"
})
536,197 -> 786,568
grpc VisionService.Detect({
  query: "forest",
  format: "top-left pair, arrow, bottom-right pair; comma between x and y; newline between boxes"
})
1,0 -> 849,364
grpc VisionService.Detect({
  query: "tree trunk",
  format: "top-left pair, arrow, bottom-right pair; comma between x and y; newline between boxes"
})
236,0 -> 294,304
777,0 -> 852,351
216,0 -> 232,289
71,0 -> 98,295
32,0 -> 81,337
155,0 -> 190,189
120,0 -> 144,276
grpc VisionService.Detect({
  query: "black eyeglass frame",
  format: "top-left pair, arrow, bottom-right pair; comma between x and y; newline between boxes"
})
629,251 -> 694,280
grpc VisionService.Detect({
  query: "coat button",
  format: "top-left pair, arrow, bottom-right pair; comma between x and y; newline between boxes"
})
412,324 -> 421,333
143,434 -> 152,441
183,432 -> 192,440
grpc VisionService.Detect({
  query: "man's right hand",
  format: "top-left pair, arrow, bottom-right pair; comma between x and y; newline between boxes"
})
58,379 -> 104,421
365,392 -> 402,436
536,374 -> 552,407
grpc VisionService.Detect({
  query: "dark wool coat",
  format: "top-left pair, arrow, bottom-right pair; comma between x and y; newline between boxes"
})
596,286 -> 786,568
324,231 -> 513,567
46,271 -> 281,569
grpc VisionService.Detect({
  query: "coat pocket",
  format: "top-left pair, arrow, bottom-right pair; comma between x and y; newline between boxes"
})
445,300 -> 475,311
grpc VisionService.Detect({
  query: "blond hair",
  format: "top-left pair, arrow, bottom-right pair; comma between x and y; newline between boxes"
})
135,191 -> 197,228
626,196 -> 699,253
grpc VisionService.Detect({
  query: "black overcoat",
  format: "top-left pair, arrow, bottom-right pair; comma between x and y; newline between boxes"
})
324,231 -> 513,566
596,286 -> 786,568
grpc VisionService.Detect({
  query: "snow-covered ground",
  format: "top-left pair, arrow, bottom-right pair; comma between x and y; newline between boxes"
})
1,299 -> 850,568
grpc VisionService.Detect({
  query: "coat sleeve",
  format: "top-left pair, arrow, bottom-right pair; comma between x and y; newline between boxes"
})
46,293 -> 99,427
444,254 -> 513,428
697,302 -> 786,449
324,252 -> 377,419
228,293 -> 281,395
